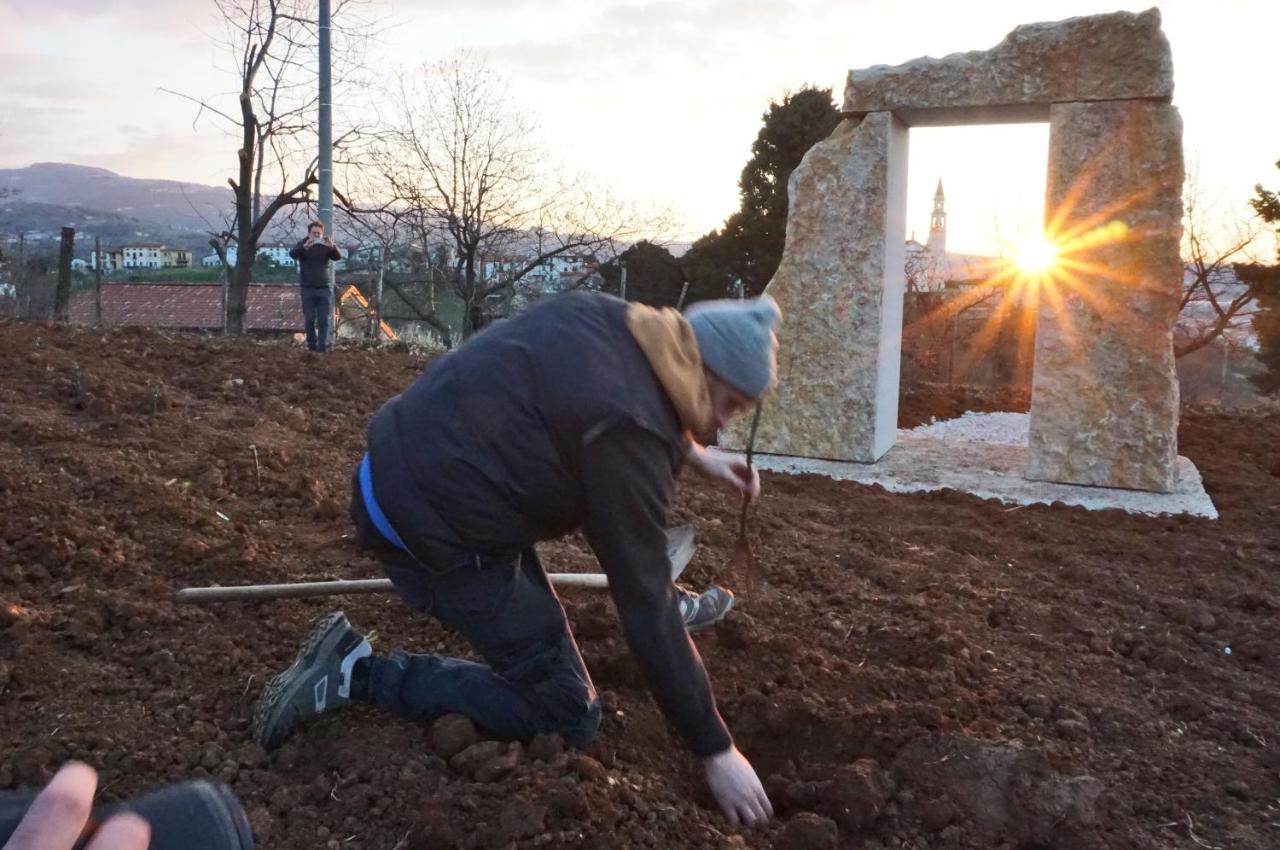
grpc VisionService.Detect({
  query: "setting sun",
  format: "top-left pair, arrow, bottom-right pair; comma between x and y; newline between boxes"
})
1012,235 -> 1061,276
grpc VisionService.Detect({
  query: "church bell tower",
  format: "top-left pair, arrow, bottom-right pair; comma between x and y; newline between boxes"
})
927,179 -> 946,258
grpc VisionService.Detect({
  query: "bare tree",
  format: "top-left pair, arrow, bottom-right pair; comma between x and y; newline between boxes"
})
375,56 -> 671,338
334,181 -> 458,347
1175,170 -> 1268,358
165,0 -> 374,334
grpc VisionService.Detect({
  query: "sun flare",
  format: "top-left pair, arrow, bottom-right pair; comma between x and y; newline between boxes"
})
1012,235 -> 1061,276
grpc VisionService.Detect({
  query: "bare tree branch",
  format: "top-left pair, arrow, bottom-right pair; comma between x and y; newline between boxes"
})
1175,165 -> 1268,358
164,0 -> 378,334
372,54 -> 673,338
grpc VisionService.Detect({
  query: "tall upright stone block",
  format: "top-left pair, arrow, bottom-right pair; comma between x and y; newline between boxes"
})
1026,100 -> 1183,491
742,111 -> 908,462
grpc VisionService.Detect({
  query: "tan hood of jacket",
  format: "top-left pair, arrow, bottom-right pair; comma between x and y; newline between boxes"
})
625,303 -> 715,440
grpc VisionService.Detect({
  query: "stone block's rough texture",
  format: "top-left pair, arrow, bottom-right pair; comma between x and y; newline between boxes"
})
1026,100 -> 1183,492
844,8 -> 1173,124
725,112 -> 907,462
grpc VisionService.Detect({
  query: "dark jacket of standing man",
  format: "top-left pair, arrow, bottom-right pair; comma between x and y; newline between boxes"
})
289,221 -> 342,352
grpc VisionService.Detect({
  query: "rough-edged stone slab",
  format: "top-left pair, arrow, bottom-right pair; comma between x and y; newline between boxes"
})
732,413 -> 1216,519
844,8 -> 1173,126
725,112 -> 907,462
1027,100 -> 1183,492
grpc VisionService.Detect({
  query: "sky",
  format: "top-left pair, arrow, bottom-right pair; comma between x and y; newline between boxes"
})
1,0 -> 1276,256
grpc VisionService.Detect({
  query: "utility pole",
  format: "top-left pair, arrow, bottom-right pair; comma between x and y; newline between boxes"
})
94,236 -> 103,325
675,280 -> 689,310
318,0 -> 335,347
619,263 -> 627,301
16,232 -> 26,319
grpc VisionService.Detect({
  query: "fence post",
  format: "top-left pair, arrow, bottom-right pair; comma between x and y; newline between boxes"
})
55,226 -> 74,321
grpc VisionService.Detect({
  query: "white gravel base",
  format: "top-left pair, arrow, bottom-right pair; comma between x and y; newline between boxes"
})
739,412 -> 1218,519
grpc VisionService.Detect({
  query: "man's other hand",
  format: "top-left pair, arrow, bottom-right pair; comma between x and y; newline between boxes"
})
703,746 -> 773,827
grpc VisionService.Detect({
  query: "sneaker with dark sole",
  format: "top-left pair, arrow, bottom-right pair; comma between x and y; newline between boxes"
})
250,611 -> 372,750
679,586 -> 735,633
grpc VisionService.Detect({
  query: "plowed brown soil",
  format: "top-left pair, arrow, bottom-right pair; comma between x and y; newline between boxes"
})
1,320 -> 1277,850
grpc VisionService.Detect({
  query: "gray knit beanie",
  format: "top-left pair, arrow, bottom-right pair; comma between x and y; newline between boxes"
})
685,295 -> 781,399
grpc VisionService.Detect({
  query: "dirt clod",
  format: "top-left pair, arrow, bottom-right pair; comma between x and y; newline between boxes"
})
528,732 -> 565,763
567,753 -> 607,782
498,801 -> 548,841
432,714 -> 479,759
449,740 -> 504,777
817,759 -> 889,831
779,812 -> 838,850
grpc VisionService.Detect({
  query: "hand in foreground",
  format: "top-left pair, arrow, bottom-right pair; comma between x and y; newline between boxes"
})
4,762 -> 150,850
323,236 -> 335,246
703,746 -> 773,827
693,446 -> 761,503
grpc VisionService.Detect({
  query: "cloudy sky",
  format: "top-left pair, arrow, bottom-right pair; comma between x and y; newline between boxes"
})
1,0 -> 1276,256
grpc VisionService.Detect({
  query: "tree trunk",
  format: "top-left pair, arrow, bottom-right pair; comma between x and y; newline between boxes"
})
228,255 -> 254,334
369,252 -> 384,340
55,226 -> 74,321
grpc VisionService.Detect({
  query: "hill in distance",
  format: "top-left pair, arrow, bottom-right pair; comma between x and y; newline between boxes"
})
0,163 -> 244,254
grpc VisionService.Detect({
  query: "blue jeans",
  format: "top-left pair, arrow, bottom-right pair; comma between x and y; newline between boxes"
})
300,289 -> 331,351
350,482 -> 601,746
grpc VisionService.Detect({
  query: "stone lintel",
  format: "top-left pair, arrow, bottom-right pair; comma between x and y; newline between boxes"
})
844,8 -> 1173,116
845,102 -> 1051,128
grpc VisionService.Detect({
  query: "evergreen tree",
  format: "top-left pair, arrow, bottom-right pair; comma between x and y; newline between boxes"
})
682,88 -> 841,303
1250,160 -> 1280,227
1246,162 -> 1280,393
599,241 -> 686,307
1238,263 -> 1280,394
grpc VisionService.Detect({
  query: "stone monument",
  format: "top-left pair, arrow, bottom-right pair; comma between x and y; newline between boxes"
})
745,8 -> 1183,492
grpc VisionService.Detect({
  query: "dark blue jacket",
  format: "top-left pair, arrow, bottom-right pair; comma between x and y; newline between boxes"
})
290,240 -> 341,289
363,292 -> 731,756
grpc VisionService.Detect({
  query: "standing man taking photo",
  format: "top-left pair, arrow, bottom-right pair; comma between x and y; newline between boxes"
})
289,221 -> 342,352
252,291 -> 779,826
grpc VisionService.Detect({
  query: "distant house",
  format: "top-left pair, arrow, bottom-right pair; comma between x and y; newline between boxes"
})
200,244 -> 334,270
119,244 -> 191,269
480,252 -> 596,291
257,244 -> 296,267
91,247 -> 124,271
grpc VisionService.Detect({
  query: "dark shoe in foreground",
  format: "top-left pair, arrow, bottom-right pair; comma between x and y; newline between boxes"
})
679,586 -> 735,633
250,611 -> 372,750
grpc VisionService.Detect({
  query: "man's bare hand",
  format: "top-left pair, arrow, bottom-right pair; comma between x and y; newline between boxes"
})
4,762 -> 150,850
323,236 -> 334,246
703,746 -> 773,827
688,444 -> 761,503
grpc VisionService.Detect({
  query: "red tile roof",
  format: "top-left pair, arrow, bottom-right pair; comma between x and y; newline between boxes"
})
69,283 -> 305,331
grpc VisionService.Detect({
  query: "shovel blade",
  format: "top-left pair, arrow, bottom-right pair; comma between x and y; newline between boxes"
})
665,524 -> 697,581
